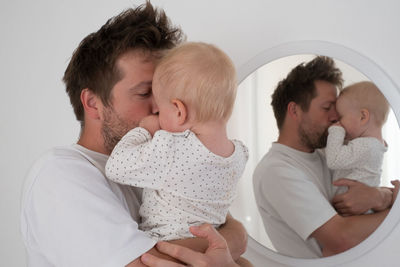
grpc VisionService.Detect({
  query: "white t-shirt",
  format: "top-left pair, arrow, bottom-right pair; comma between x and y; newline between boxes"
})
20,144 -> 156,267
253,143 -> 336,258
326,125 -> 388,195
106,128 -> 249,241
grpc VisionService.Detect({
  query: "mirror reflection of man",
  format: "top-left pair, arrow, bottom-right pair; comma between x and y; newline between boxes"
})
20,2 -> 248,267
253,56 -> 399,258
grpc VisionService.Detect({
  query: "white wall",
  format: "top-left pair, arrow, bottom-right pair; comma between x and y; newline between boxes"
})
1,1 -> 143,265
2,0 -> 399,266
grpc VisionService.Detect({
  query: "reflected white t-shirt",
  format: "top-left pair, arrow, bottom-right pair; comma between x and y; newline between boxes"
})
20,144 -> 156,267
253,143 -> 336,258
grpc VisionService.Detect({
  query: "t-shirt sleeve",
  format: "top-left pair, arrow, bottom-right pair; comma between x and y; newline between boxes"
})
105,128 -> 174,190
23,156 -> 156,267
259,163 -> 336,241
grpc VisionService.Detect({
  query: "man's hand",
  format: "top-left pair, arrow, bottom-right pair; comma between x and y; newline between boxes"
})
390,180 -> 399,206
139,115 -> 161,136
218,214 -> 247,260
332,178 -> 393,216
140,224 -> 239,267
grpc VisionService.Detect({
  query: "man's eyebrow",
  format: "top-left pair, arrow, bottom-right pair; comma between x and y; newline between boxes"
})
321,100 -> 335,106
130,81 -> 152,91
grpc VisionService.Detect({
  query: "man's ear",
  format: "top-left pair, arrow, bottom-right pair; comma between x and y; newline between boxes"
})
171,99 -> 187,125
287,101 -> 299,120
80,88 -> 101,120
360,108 -> 370,125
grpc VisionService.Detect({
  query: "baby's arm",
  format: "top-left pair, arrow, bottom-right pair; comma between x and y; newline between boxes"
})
139,115 -> 161,136
105,126 -> 169,189
325,125 -> 367,169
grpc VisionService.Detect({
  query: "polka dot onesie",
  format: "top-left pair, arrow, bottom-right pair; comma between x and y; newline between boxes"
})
326,125 -> 388,196
105,127 -> 249,241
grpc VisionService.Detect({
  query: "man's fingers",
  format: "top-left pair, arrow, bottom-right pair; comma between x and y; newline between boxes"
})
156,241 -> 201,264
391,180 -> 400,190
391,180 -> 400,206
331,194 -> 345,205
189,224 -> 227,250
333,178 -> 357,187
141,253 -> 185,267
335,204 -> 365,216
333,202 -> 347,209
335,206 -> 353,216
336,207 -> 352,214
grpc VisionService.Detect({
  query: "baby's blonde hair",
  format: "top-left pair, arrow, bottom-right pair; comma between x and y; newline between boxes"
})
153,42 -> 237,122
340,81 -> 389,126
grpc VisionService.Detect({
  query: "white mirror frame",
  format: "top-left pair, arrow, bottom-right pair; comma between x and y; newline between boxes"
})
238,40 -> 400,266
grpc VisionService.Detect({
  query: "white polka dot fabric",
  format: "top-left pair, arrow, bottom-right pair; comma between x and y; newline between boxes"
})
326,125 -> 388,195
106,127 -> 249,240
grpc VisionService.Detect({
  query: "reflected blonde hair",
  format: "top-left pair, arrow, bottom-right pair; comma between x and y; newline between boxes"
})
340,81 -> 389,126
153,42 -> 237,122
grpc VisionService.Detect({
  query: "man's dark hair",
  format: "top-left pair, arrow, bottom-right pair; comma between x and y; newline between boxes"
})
271,56 -> 343,130
63,1 -> 183,125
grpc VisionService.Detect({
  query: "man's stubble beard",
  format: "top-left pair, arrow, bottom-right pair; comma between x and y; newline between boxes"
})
102,105 -> 138,154
298,123 -> 329,150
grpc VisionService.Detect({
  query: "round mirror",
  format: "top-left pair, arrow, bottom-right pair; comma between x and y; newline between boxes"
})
227,41 -> 400,265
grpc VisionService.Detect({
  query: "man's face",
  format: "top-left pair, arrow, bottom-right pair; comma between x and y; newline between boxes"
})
298,80 -> 339,150
102,51 -> 157,153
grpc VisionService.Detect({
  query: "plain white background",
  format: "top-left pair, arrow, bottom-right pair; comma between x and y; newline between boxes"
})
2,0 -> 400,266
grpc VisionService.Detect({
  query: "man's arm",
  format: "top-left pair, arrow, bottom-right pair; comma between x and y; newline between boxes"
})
159,215 -> 247,261
141,224 -> 240,267
126,215 -> 247,266
313,179 -> 400,256
218,213 -> 248,260
311,210 -> 389,257
126,247 -> 182,267
332,178 -> 395,216
167,214 -> 247,260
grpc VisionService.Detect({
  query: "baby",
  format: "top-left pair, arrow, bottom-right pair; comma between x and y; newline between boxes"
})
326,81 -> 389,199
105,42 -> 248,241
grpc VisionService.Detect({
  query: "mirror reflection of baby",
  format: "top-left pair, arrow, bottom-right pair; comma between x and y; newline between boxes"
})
105,42 -> 249,241
326,81 -> 389,212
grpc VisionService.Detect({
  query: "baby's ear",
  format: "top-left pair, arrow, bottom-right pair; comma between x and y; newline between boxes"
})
360,108 -> 370,125
172,99 -> 187,125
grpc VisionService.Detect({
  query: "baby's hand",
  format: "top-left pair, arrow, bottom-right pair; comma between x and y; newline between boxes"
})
139,115 -> 161,136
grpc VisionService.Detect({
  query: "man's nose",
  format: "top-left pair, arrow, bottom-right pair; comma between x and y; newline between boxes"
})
330,108 -> 339,123
151,96 -> 159,115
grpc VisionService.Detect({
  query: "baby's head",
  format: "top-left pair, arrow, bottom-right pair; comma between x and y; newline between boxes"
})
336,81 -> 389,139
152,42 -> 237,132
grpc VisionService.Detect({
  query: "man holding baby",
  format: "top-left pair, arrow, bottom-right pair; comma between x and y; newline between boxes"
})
254,56 -> 399,258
